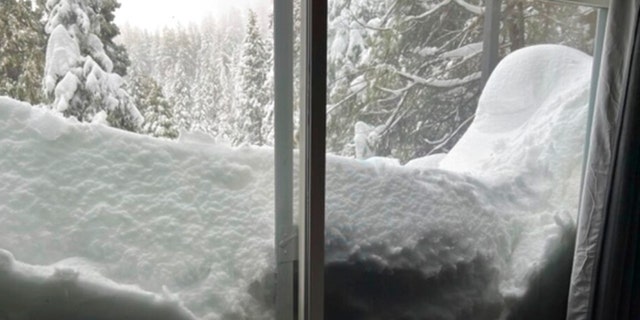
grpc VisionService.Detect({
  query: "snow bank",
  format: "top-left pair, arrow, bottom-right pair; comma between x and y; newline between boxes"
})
0,97 -> 276,319
0,95 -> 511,318
0,45 -> 591,319
0,249 -> 196,320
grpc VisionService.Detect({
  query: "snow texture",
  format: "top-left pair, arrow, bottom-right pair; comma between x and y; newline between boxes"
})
0,248 -> 197,320
404,153 -> 447,169
0,98 -> 278,319
0,45 -> 591,319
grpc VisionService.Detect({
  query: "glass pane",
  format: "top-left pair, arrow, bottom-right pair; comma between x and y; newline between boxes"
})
0,0 -> 295,319
325,1 -> 596,319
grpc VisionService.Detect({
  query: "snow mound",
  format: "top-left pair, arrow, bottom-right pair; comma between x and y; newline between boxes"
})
0,93 -> 512,318
0,96 -> 276,319
440,45 -> 590,184
0,45 -> 591,320
441,45 -> 591,294
0,253 -> 196,320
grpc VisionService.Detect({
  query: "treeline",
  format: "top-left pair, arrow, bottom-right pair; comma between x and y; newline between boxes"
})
120,8 -> 278,144
1,0 -> 279,145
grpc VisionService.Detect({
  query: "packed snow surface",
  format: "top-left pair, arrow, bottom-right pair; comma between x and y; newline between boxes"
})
0,45 -> 591,319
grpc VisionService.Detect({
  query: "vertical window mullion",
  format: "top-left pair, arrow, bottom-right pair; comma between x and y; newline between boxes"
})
301,0 -> 328,319
274,0 -> 296,319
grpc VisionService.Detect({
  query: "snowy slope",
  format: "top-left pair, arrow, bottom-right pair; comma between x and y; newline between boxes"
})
0,45 -> 591,319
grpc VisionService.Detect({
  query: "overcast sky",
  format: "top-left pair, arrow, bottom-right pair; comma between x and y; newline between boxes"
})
115,0 -> 271,30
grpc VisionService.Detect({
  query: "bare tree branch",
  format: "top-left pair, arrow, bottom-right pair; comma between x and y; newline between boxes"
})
327,85 -> 367,114
427,114 -> 475,155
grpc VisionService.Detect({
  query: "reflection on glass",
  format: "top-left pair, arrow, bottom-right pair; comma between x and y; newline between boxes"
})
325,1 -> 595,319
0,0 -> 286,319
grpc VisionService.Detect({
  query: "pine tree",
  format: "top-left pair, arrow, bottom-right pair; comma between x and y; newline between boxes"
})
89,0 -> 130,76
191,20 -> 221,135
131,74 -> 178,139
43,0 -> 141,131
0,0 -> 46,104
233,10 -> 272,146
118,10 -> 248,142
215,13 -> 244,140
169,26 -> 197,132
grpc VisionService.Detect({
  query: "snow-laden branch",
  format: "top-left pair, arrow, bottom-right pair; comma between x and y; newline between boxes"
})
379,90 -> 411,136
397,71 -> 481,88
347,8 -> 393,31
405,0 -> 452,22
405,0 -> 483,23
423,130 -> 453,145
327,85 -> 367,114
442,42 -> 483,59
453,0 -> 484,15
376,82 -> 417,101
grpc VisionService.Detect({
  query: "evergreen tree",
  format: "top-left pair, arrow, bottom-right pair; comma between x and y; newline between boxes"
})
119,10 -> 247,141
233,10 -> 272,146
0,0 -> 46,104
191,19 -> 222,135
131,74 -> 178,139
169,26 -> 197,132
89,0 -> 130,76
43,0 -> 141,131
215,13 -> 244,140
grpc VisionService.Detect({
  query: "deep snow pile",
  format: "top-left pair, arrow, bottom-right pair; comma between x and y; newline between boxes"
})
0,97 -> 276,319
439,44 -> 591,294
0,249 -> 196,320
0,45 -> 591,319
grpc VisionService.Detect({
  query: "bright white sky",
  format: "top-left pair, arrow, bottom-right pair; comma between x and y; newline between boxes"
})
115,0 -> 271,30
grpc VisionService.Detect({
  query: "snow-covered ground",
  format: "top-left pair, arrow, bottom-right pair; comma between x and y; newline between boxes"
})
0,45 -> 591,319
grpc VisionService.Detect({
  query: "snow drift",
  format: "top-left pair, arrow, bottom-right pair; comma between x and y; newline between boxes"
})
0,249 -> 196,320
0,45 -> 591,319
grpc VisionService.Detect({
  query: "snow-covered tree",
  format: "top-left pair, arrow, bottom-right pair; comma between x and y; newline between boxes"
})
191,19 -> 222,135
118,9 -> 250,140
43,0 -> 141,131
232,10 -> 272,146
91,0 -> 130,76
0,0 -> 46,104
130,74 -> 178,139
168,26 -> 197,132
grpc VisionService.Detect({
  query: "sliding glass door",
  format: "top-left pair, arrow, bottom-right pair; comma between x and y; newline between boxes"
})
317,0 -> 604,319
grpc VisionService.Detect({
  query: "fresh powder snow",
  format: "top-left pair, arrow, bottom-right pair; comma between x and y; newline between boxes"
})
0,45 -> 591,319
